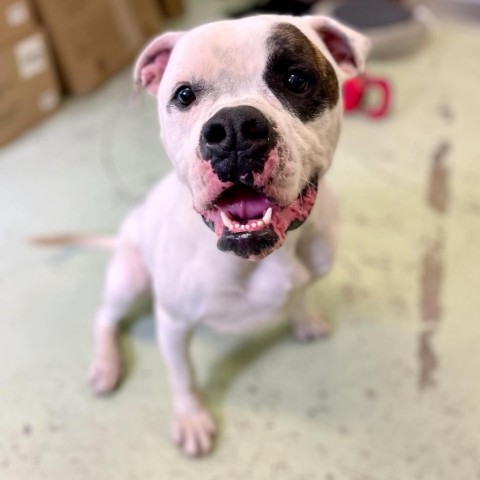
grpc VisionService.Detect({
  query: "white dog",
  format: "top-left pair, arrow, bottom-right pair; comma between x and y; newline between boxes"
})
53,15 -> 369,456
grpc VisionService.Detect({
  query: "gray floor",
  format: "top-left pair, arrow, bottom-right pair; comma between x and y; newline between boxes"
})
1,2 -> 480,479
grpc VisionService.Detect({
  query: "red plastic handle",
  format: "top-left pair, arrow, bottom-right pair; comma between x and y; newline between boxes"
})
361,77 -> 391,118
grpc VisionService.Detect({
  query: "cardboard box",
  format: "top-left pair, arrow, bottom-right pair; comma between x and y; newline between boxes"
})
0,29 -> 61,146
33,0 -> 163,94
131,0 -> 166,37
0,0 -> 37,47
158,0 -> 183,17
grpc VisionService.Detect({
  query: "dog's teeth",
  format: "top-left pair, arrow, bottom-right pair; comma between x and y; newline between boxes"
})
262,207 -> 272,225
221,210 -> 271,232
220,211 -> 233,229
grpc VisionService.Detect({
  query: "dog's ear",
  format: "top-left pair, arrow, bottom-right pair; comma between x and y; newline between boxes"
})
306,16 -> 371,79
134,31 -> 184,96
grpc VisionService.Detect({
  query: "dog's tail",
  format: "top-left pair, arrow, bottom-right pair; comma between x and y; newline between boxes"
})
30,234 -> 117,251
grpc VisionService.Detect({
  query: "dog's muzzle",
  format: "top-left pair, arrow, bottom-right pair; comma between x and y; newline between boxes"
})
198,178 -> 319,260
199,105 -> 277,183
195,105 -> 318,260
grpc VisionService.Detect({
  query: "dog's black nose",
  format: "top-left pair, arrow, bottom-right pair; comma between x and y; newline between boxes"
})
199,106 -> 276,183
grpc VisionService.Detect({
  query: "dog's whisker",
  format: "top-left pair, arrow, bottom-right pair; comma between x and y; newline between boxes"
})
299,174 -> 318,190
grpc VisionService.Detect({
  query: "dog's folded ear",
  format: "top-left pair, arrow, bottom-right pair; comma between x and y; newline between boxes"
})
134,31 -> 185,96
306,16 -> 371,79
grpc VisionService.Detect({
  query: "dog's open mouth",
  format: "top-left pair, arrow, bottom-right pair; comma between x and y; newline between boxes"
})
215,185 -> 275,233
199,177 -> 318,259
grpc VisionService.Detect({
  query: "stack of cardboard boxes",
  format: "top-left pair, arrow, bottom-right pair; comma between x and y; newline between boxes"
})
1,0 -> 182,146
0,0 -> 60,146
33,0 -> 164,95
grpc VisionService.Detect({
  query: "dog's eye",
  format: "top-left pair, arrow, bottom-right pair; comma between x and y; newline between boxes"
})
175,86 -> 196,107
284,71 -> 309,94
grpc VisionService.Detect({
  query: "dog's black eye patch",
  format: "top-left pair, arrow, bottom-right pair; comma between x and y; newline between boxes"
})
284,70 -> 310,94
264,23 -> 339,122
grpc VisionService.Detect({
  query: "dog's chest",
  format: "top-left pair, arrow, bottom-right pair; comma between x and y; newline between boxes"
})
143,180 -> 311,331
155,246 -> 309,332
204,256 -> 299,331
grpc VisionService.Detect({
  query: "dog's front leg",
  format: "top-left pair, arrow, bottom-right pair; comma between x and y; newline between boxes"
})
288,287 -> 331,342
155,307 -> 215,456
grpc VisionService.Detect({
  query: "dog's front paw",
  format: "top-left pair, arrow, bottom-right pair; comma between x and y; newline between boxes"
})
88,348 -> 122,395
172,407 -> 216,457
292,312 -> 331,342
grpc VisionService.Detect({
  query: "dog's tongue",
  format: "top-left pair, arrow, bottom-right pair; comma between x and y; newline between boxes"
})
216,185 -> 273,221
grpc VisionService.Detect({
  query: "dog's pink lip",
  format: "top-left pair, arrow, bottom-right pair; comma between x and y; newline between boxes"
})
198,177 -> 319,252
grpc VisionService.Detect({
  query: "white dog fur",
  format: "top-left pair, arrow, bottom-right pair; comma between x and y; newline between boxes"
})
64,15 -> 369,457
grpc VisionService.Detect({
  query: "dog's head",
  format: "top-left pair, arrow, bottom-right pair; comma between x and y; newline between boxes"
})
134,15 -> 369,259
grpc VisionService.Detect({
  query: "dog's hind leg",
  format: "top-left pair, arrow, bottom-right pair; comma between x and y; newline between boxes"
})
89,239 -> 150,394
155,308 -> 216,457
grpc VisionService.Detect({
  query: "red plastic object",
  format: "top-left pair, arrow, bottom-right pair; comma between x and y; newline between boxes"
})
343,75 -> 391,118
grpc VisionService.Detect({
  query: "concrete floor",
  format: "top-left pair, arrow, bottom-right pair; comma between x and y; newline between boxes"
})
1,2 -> 480,479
